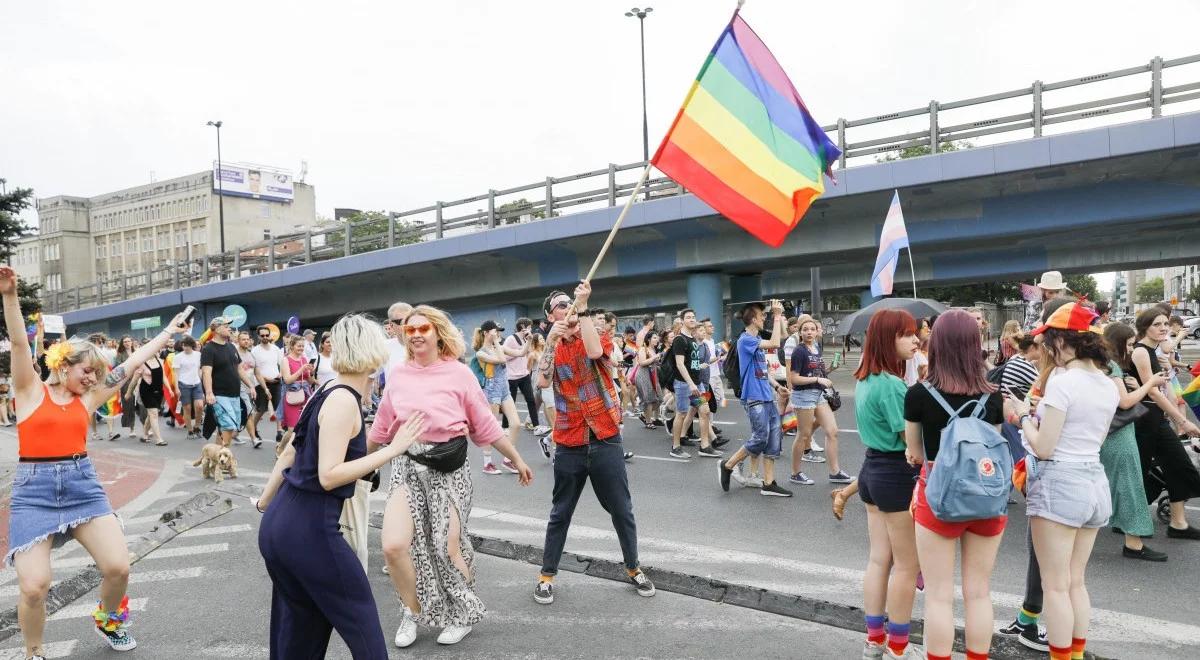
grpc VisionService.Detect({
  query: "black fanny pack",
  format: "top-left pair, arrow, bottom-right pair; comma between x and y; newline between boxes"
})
407,436 -> 468,473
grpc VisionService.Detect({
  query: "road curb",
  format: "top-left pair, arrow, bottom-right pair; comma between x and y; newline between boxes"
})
0,491 -> 233,643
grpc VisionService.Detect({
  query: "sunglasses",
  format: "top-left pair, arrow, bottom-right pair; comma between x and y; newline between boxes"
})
551,300 -> 571,311
259,334 -> 270,339
387,318 -> 406,325
403,323 -> 434,337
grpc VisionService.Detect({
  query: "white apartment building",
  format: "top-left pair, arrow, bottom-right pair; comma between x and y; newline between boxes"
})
18,166 -> 316,296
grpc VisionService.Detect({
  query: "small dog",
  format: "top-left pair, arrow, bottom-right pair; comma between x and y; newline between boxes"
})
194,443 -> 238,483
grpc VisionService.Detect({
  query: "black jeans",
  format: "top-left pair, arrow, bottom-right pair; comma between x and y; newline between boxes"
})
1022,524 -> 1043,615
541,433 -> 639,575
502,375 -> 539,428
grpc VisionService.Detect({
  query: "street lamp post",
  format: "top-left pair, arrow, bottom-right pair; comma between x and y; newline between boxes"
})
206,120 -> 226,255
625,7 -> 653,167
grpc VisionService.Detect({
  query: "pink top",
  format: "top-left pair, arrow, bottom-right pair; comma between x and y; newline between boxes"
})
368,357 -> 502,447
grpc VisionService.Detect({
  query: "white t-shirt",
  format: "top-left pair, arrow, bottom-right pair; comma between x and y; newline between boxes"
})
782,335 -> 799,365
303,340 -> 318,362
381,337 -> 407,379
251,344 -> 284,380
904,350 -> 928,387
1036,368 -> 1119,462
173,350 -> 202,385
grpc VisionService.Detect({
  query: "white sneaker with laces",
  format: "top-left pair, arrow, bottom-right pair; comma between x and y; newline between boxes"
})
810,439 -> 824,452
394,609 -> 417,648
437,625 -> 472,645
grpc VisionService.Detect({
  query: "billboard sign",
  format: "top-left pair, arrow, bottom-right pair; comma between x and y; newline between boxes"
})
213,163 -> 294,203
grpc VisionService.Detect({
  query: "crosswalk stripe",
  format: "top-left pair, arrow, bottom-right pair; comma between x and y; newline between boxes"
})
123,514 -> 163,527
50,597 -> 148,621
634,455 -> 694,463
0,567 -> 207,600
142,543 -> 229,560
0,640 -> 77,659
180,524 -> 252,538
197,643 -> 270,657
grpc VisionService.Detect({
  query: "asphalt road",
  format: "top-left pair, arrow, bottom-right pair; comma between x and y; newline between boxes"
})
1,340 -> 1197,658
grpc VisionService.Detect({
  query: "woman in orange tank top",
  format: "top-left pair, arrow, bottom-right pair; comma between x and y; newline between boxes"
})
1,267 -> 191,658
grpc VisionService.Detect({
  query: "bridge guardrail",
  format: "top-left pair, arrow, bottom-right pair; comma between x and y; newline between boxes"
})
46,54 -> 1200,314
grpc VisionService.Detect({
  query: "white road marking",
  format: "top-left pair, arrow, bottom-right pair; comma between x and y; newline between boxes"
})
633,455 -> 693,463
1187,505 -> 1200,512
123,514 -> 164,527
50,597 -> 148,621
129,566 -> 206,582
710,420 -> 738,425
180,524 -> 252,538
469,507 -> 1200,649
232,468 -> 272,479
142,542 -> 229,560
198,644 -> 269,658
158,490 -> 191,499
0,640 -> 77,659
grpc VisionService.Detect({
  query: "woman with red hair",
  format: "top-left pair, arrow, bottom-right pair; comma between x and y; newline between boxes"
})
904,310 -> 1006,660
853,309 -> 922,659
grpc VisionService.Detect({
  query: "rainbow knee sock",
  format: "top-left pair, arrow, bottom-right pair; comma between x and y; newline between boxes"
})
886,621 -> 911,656
1071,637 -> 1086,659
865,614 -> 886,645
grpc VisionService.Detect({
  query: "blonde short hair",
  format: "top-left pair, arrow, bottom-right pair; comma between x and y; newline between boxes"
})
45,338 -> 111,387
329,314 -> 390,375
407,305 -> 465,361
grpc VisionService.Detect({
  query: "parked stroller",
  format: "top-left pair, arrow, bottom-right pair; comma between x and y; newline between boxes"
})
1146,437 -> 1200,523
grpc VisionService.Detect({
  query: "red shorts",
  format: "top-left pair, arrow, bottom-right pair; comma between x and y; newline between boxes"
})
912,463 -> 1007,539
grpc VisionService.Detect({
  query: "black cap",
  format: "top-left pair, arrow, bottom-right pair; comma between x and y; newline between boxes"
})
481,320 -> 504,333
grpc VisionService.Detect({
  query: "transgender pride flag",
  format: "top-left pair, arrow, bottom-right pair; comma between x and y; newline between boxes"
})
870,191 -> 910,297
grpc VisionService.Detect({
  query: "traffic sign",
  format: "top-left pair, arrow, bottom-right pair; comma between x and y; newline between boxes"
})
131,316 -> 161,331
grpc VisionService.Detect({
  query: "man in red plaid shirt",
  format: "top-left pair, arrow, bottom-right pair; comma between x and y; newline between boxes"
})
531,281 -> 655,606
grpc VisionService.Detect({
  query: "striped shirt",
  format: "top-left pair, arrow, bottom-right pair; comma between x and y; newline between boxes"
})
1000,355 -> 1040,399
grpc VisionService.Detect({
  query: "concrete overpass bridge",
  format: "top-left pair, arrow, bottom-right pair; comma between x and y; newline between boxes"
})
53,54 -> 1200,339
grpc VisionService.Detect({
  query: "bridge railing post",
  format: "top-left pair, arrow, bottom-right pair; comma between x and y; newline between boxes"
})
145,272 -> 153,297
388,214 -> 397,247
1032,80 -> 1044,137
173,263 -> 180,290
344,221 -> 353,256
233,249 -> 242,277
305,231 -> 313,262
202,255 -> 210,282
267,236 -> 276,271
836,119 -> 847,169
435,202 -> 444,239
487,190 -> 497,228
928,101 -> 940,153
607,164 -> 617,206
121,275 -> 127,301
1150,56 -> 1163,117
545,177 -> 554,217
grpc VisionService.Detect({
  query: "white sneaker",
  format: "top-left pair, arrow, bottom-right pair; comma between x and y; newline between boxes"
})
862,640 -> 885,659
533,425 -> 552,436
382,563 -> 390,575
884,645 -> 926,659
394,609 -> 417,648
437,625 -> 472,645
745,475 -> 765,489
730,465 -> 748,487
810,440 -> 824,452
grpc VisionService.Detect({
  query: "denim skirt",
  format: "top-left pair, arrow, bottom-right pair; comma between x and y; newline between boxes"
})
5,457 -> 115,567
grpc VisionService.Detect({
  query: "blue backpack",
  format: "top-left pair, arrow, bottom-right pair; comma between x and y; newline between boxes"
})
921,383 -> 1013,522
468,356 -> 486,388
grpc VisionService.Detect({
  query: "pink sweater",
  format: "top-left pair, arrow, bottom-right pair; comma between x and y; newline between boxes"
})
368,357 -> 502,447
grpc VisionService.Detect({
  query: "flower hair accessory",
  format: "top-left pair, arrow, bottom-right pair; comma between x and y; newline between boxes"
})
44,342 -> 75,370
92,594 -> 131,632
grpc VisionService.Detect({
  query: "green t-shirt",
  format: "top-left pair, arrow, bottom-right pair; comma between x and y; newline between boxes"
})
854,372 -> 909,452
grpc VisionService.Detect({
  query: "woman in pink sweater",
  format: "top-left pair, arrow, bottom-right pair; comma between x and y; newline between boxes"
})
371,305 -> 533,648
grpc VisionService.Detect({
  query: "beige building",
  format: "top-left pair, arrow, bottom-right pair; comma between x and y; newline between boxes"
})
18,168 -> 316,296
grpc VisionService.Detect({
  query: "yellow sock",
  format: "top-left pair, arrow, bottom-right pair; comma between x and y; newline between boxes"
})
627,568 -> 641,578
539,574 -> 554,584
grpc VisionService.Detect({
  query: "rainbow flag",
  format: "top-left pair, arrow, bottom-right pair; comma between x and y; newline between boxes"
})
96,393 -> 122,418
1182,373 -> 1200,418
162,354 -> 185,426
651,10 -> 840,248
198,327 -> 214,346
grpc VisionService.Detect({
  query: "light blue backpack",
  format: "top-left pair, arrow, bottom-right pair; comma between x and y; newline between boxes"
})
922,383 -> 1013,522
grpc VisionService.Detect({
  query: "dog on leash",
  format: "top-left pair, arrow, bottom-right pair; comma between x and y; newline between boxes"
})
194,443 -> 238,483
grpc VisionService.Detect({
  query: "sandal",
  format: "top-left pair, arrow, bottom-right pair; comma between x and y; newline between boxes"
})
138,436 -> 148,443
644,423 -> 657,430
155,438 -> 168,446
830,489 -> 848,521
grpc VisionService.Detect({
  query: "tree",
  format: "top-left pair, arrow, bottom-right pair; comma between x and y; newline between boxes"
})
495,198 -> 559,226
1065,274 -> 1099,302
0,180 -> 42,339
922,281 -> 1022,307
1136,277 -> 1165,304
1189,284 -> 1200,306
326,210 -> 423,255
876,140 -> 974,162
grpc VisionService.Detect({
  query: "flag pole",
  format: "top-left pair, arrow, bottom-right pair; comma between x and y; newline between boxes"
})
907,247 -> 918,300
565,164 -> 653,313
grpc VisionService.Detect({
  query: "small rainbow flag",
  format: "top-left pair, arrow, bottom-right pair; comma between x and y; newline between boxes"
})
198,327 -> 214,346
652,9 -> 840,248
97,394 -> 122,418
162,354 -> 185,426
1182,373 -> 1200,418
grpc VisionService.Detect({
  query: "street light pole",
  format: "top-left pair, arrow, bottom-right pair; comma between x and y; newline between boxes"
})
206,120 -> 226,254
625,7 -> 653,166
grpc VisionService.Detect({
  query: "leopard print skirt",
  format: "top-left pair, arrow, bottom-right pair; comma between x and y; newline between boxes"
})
388,454 -> 485,628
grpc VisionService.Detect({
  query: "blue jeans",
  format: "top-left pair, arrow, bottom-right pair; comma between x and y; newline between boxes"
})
742,400 -> 782,459
541,433 -> 639,576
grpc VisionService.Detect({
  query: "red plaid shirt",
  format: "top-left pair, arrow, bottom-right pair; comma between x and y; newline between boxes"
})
551,333 -> 622,447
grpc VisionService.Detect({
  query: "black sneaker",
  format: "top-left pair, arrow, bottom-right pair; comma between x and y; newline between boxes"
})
539,435 -> 552,459
1167,525 -> 1200,540
1123,545 -> 1168,562
998,619 -> 1048,653
712,426 -> 723,436
668,447 -> 690,459
697,446 -> 724,458
533,580 -> 554,605
252,436 -> 263,449
760,481 -> 794,497
623,451 -> 634,461
680,437 -> 699,447
629,570 -> 656,597
712,436 -> 730,449
719,461 -> 733,492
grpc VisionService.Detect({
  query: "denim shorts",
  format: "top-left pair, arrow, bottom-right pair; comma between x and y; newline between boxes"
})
1026,460 -> 1111,529
858,449 -> 920,513
742,400 -> 781,459
212,395 -> 242,431
790,388 -> 825,410
483,376 -> 510,405
6,457 -> 115,567
178,382 -> 204,405
673,380 -> 708,408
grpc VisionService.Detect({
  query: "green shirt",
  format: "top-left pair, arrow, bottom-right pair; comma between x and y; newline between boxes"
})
854,373 -> 908,452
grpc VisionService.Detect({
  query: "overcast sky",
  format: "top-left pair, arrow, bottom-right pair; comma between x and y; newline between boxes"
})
5,0 -> 1200,288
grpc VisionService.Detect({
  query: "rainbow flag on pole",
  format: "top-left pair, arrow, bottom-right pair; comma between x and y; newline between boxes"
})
651,9 -> 840,248
1182,373 -> 1200,419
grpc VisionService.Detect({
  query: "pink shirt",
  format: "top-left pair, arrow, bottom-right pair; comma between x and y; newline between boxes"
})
503,333 -> 530,379
368,357 -> 502,447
